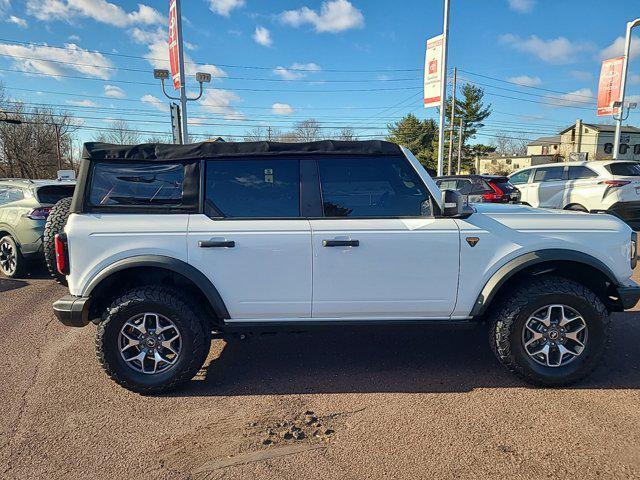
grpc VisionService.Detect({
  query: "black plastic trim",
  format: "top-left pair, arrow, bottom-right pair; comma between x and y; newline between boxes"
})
618,286 -> 640,310
84,255 -> 230,320
53,295 -> 91,327
470,249 -> 620,317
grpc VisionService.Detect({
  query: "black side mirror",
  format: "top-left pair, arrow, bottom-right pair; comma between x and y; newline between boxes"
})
441,189 -> 467,217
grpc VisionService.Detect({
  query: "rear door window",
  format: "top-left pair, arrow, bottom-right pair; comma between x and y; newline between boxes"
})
205,159 -> 300,218
455,179 -> 473,195
509,170 -> 531,185
0,187 -> 25,205
89,162 -> 184,207
567,166 -> 597,180
533,167 -> 564,183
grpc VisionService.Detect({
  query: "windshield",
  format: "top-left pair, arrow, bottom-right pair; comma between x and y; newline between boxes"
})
605,162 -> 640,176
35,185 -> 75,204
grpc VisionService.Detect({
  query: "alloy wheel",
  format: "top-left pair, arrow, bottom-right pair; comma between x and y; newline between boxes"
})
522,304 -> 588,368
118,313 -> 182,374
0,240 -> 17,276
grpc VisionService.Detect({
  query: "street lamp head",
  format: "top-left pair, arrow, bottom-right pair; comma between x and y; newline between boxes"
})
629,102 -> 638,109
613,101 -> 623,108
195,72 -> 212,84
153,69 -> 170,80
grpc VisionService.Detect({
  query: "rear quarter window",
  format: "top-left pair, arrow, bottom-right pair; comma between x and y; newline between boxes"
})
605,162 -> 640,176
88,162 -> 185,207
36,185 -> 76,204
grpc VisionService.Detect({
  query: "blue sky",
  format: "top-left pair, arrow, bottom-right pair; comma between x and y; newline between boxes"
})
0,0 -> 639,146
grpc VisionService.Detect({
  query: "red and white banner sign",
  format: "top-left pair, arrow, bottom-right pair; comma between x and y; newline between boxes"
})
424,34 -> 444,108
597,56 -> 624,117
168,0 -> 181,90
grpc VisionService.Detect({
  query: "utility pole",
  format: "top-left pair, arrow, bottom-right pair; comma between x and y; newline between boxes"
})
436,0 -> 451,177
446,67 -> 457,175
173,0 -> 189,143
54,124 -> 62,171
613,18 -> 640,160
456,118 -> 463,174
267,126 -> 272,141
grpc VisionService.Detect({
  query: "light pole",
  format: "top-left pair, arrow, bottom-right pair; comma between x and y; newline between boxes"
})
436,0 -> 451,176
613,18 -> 640,160
154,69 -> 211,144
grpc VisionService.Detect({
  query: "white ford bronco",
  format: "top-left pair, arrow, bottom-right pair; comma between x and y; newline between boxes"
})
53,140 -> 640,394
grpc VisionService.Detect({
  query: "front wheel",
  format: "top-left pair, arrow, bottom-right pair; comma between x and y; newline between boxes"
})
489,276 -> 609,386
96,286 -> 211,394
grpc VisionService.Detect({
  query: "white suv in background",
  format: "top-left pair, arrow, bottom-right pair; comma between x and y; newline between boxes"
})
509,161 -> 640,229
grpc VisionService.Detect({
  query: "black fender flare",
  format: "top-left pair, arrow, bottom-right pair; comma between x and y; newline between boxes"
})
470,249 -> 619,317
84,255 -> 230,320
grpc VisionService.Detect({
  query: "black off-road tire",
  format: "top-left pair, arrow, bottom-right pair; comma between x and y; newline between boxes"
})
489,275 -> 610,387
96,286 -> 211,394
43,196 -> 72,285
0,235 -> 24,278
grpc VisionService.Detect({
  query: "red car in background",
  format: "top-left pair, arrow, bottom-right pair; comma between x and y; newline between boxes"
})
435,175 -> 521,204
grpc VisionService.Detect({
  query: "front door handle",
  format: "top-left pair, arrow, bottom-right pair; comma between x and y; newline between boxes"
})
199,240 -> 235,248
323,240 -> 359,247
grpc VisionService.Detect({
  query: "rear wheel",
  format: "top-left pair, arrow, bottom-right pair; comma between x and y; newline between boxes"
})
43,197 -> 72,285
489,276 -> 609,386
96,286 -> 211,394
0,236 -> 24,278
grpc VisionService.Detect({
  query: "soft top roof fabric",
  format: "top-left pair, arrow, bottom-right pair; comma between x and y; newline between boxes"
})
83,140 -> 402,161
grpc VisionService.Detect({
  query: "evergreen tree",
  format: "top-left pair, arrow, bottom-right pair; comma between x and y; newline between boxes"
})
445,84 -> 492,147
386,114 -> 438,169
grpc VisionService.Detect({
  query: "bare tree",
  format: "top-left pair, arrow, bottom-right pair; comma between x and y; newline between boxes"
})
490,131 -> 528,156
293,119 -> 321,142
335,127 -> 355,141
93,120 -> 141,145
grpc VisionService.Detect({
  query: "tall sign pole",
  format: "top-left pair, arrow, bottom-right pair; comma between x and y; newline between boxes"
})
446,67 -> 457,175
436,0 -> 450,176
169,0 -> 189,143
613,18 -> 640,160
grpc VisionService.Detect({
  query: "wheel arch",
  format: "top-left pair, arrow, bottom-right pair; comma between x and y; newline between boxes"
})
471,249 -> 622,317
84,255 -> 230,326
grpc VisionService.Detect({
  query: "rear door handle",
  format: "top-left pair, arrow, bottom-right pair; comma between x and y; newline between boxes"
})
199,240 -> 235,248
323,240 -> 359,247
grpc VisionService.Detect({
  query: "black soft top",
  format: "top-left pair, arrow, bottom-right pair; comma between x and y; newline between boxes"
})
82,140 -> 402,161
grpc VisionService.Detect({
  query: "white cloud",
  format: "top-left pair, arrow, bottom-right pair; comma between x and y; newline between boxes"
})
253,26 -> 272,47
141,94 -> 168,112
207,0 -> 244,17
507,75 -> 542,87
547,88 -> 595,108
7,15 -> 27,27
198,89 -> 243,120
499,34 -> 593,64
0,42 -> 114,79
66,99 -> 98,107
599,35 -> 640,60
25,0 -> 165,27
104,85 -> 126,98
0,0 -> 10,13
507,0 -> 535,13
272,103 -> 294,115
68,34 -> 81,41
274,62 -> 321,80
281,0 -> 364,33
132,27 -> 227,80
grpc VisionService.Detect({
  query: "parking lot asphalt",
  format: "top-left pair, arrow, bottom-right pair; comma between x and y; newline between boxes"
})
1,270 -> 640,480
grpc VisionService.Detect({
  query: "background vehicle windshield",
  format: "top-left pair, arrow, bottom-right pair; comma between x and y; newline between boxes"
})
36,185 -> 75,204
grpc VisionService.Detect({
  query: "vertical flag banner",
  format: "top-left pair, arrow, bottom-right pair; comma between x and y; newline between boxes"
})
597,57 -> 624,116
424,34 -> 444,108
168,0 -> 181,90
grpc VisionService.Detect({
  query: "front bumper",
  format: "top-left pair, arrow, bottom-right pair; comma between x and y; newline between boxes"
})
617,286 -> 640,310
53,295 -> 91,327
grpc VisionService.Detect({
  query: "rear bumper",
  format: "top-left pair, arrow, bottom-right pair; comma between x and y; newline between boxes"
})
617,285 -> 640,310
53,295 -> 91,327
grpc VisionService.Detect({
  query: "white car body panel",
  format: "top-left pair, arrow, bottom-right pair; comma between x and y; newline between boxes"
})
452,203 -> 635,317
310,217 -> 459,319
187,215 -> 312,320
66,213 -> 189,297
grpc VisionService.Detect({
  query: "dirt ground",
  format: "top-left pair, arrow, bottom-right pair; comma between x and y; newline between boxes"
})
1,268 -> 640,480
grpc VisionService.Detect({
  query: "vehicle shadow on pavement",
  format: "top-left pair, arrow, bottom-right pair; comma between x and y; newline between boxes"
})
0,278 -> 29,293
175,312 -> 640,396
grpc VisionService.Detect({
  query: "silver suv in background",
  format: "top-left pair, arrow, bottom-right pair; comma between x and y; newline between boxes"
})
509,161 -> 640,229
0,178 -> 75,277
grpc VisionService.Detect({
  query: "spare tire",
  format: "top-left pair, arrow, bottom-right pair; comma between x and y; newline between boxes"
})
43,196 -> 72,285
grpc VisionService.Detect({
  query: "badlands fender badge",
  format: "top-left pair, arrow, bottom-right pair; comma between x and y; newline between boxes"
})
466,237 -> 479,247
